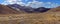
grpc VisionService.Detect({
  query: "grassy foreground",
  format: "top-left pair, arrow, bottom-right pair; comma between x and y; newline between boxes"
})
0,12 -> 60,24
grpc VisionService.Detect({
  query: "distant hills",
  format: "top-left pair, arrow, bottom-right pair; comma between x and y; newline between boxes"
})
0,4 -> 56,14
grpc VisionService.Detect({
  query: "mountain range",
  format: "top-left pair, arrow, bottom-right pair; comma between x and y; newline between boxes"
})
7,4 -> 50,13
1,4 -> 59,14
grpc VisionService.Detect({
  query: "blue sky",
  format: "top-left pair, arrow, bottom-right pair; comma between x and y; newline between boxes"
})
0,0 -> 5,3
21,0 -> 60,4
0,0 -> 60,8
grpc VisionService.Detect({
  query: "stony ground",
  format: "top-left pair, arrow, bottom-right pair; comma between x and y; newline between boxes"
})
0,12 -> 60,24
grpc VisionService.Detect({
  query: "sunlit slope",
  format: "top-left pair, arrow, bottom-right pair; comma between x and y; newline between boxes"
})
48,6 -> 60,12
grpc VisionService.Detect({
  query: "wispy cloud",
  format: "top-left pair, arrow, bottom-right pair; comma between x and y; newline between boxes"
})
1,0 -> 60,8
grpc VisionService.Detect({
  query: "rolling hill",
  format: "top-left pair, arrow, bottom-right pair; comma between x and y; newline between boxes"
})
0,4 -> 21,14
48,6 -> 60,12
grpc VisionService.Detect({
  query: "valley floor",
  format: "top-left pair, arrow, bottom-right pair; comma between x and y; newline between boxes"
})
0,12 -> 60,24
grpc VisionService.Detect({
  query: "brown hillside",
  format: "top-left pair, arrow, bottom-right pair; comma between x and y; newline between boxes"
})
48,6 -> 60,12
0,5 -> 21,14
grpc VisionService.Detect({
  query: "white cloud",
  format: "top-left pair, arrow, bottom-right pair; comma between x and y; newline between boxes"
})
26,0 -> 44,8
46,2 -> 51,4
51,3 -> 60,8
1,0 -> 23,5
26,1 -> 44,8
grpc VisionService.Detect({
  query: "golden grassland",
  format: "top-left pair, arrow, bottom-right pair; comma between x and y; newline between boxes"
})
0,12 -> 60,24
